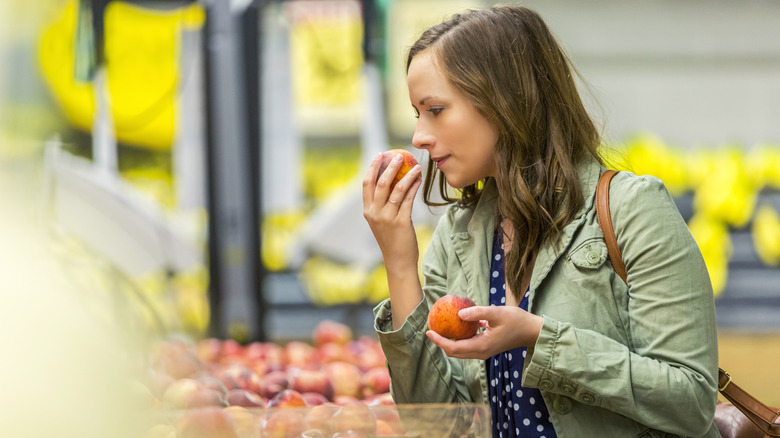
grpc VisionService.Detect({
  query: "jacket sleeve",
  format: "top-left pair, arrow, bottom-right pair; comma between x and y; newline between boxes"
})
523,174 -> 720,437
373,210 -> 480,404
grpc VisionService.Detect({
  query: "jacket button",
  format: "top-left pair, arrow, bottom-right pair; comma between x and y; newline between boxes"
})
539,379 -> 554,390
561,383 -> 575,394
578,392 -> 595,404
586,251 -> 600,264
553,396 -> 572,414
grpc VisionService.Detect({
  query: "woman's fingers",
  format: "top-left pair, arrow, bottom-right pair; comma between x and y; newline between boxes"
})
362,153 -> 384,206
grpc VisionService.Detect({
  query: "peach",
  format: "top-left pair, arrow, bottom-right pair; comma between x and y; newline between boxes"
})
427,294 -> 480,340
377,149 -> 419,191
261,410 -> 306,438
324,362 -> 363,399
267,389 -> 307,409
312,320 -> 353,347
177,407 -> 239,438
361,366 -> 390,398
289,368 -> 335,401
255,370 -> 289,399
222,406 -> 258,438
282,341 -> 317,369
329,402 -> 377,435
304,403 -> 339,431
226,389 -> 267,408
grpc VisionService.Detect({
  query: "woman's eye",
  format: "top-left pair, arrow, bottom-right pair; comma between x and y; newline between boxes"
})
427,107 -> 443,116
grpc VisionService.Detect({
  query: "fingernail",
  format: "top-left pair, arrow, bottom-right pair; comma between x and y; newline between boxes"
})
459,308 -> 470,319
393,154 -> 403,162
375,153 -> 383,161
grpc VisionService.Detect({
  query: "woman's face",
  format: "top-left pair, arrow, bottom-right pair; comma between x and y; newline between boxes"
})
407,50 -> 499,189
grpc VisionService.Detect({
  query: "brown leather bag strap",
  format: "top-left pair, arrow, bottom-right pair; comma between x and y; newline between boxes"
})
595,169 -> 780,437
596,170 -> 628,284
718,368 -> 780,437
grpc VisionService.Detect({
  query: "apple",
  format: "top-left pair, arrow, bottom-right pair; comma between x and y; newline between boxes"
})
226,389 -> 267,408
377,149 -> 419,191
427,294 -> 480,340
177,407 -> 239,438
261,410 -> 306,438
304,403 -> 338,431
324,362 -> 363,399
289,368 -> 334,401
312,320 -> 353,347
267,389 -> 307,409
329,402 -> 377,435
361,366 -> 390,398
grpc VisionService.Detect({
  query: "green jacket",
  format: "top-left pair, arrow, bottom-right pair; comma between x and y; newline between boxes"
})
373,156 -> 721,437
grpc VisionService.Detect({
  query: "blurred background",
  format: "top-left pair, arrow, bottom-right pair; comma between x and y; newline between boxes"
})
1,0 -> 779,421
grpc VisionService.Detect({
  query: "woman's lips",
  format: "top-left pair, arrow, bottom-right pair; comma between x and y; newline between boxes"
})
433,155 -> 449,170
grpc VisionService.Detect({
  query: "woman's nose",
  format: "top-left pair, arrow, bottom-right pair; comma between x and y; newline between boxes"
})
411,122 -> 433,150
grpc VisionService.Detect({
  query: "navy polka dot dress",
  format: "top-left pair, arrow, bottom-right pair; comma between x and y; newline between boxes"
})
487,228 -> 556,438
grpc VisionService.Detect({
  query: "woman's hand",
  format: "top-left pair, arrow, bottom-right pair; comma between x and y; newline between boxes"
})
362,152 -> 422,269
426,305 -> 544,360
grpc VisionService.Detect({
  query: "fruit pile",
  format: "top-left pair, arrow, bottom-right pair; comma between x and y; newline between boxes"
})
141,320 -> 405,438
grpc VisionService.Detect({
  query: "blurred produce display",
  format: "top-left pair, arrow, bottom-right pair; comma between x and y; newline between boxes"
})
135,319 -> 489,437
605,133 -> 780,296
38,0 -> 204,150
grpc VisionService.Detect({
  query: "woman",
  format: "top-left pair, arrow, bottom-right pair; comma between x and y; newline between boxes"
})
362,6 -> 720,438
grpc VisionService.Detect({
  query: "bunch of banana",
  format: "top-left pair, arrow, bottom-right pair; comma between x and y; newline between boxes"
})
261,209 -> 307,272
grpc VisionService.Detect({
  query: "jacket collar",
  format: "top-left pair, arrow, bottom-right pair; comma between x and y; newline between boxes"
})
448,156 -> 603,305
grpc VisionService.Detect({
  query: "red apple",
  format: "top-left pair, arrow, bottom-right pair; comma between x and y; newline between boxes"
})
177,407 -> 239,438
312,320 -> 353,347
324,362 -> 363,399
226,389 -> 267,408
427,294 -> 480,340
329,402 -> 377,435
267,389 -> 307,409
361,366 -> 391,398
377,149 -> 419,191
262,410 -> 306,438
289,368 -> 334,401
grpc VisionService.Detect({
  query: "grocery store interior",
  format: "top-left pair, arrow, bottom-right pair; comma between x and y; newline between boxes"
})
1,0 -> 779,436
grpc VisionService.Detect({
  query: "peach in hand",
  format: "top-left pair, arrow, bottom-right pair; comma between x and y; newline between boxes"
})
427,295 -> 480,340
377,149 -> 419,191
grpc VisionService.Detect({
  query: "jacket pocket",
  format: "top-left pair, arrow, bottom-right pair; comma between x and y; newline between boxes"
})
567,238 -> 608,270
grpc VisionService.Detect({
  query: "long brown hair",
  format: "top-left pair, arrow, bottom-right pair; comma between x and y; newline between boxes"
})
407,6 -> 602,300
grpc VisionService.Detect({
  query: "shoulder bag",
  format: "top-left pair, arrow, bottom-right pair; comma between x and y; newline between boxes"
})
596,169 -> 780,438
